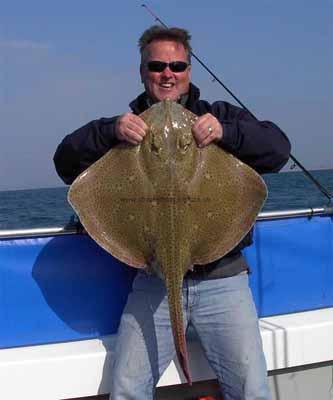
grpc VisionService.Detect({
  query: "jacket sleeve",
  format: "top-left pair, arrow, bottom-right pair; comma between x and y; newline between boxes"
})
212,101 -> 291,174
53,116 -> 120,184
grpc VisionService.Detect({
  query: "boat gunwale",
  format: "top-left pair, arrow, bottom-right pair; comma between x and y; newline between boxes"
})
0,206 -> 332,239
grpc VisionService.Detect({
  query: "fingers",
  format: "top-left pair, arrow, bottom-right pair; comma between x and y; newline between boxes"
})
115,113 -> 148,145
116,112 -> 223,147
192,113 -> 223,148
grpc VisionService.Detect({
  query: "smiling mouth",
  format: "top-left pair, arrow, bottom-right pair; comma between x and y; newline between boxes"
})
159,83 -> 175,89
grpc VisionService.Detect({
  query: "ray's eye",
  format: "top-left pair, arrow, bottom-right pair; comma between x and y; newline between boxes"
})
151,131 -> 163,154
178,133 -> 192,152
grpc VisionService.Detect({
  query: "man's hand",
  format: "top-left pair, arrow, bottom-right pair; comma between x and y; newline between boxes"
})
192,113 -> 223,148
115,113 -> 148,145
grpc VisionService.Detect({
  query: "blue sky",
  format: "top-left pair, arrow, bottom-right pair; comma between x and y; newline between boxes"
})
1,0 -> 332,190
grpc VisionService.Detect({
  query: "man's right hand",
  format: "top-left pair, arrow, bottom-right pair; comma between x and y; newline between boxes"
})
115,113 -> 148,145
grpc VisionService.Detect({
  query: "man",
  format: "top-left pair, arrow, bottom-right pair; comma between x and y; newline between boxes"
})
54,26 -> 290,400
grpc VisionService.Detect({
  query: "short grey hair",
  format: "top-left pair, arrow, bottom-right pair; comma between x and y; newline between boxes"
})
138,25 -> 192,63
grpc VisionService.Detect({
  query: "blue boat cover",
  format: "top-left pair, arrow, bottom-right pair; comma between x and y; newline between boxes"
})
0,215 -> 332,348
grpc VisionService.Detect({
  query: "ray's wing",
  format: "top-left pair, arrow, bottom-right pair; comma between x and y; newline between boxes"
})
188,146 -> 267,265
68,144 -> 155,268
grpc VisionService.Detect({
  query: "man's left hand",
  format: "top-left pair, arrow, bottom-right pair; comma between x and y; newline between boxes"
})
192,113 -> 223,147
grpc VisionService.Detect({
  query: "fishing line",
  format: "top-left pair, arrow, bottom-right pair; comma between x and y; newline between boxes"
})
141,3 -> 332,203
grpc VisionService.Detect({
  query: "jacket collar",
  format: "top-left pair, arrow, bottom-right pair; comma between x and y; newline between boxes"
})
129,83 -> 201,114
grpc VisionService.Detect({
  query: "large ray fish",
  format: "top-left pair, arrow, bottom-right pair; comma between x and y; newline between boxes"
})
68,99 -> 267,384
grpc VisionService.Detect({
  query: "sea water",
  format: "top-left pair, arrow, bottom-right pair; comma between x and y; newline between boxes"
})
0,169 -> 332,230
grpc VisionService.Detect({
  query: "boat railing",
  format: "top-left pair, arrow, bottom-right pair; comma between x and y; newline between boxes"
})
0,206 -> 332,239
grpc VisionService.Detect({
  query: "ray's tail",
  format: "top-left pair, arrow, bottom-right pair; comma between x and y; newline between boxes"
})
165,277 -> 192,385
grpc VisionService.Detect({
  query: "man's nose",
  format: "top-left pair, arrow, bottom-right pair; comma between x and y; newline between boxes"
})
161,66 -> 173,78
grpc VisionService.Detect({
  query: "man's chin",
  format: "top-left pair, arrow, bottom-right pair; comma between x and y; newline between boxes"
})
155,94 -> 179,102
149,88 -> 179,102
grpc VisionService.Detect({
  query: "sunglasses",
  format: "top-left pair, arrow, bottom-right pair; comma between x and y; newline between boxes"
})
147,61 -> 190,73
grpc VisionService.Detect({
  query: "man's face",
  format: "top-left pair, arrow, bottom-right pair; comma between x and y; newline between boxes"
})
140,40 -> 191,102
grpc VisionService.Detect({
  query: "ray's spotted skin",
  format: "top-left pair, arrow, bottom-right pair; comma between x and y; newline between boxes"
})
68,99 -> 267,384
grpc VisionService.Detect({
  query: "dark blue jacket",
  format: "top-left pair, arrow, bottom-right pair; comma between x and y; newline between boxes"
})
54,83 -> 290,184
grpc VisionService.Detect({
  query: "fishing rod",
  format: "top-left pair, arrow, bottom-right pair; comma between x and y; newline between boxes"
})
141,3 -> 333,203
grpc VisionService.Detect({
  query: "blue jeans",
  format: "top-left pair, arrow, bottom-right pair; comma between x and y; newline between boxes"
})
110,271 -> 271,400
